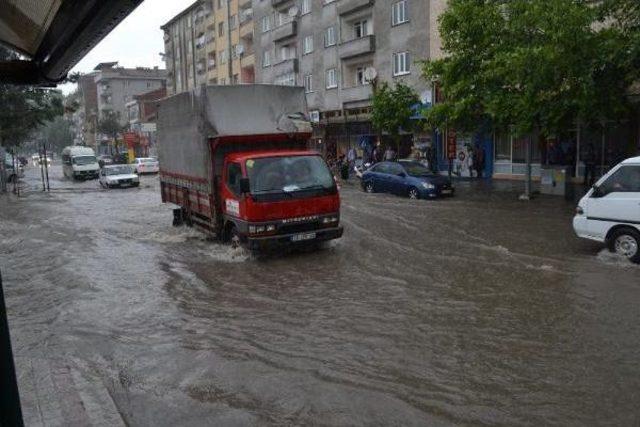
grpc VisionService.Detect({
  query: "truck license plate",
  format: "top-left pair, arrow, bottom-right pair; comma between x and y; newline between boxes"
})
291,232 -> 316,242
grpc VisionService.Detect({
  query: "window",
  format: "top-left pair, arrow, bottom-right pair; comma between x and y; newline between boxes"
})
353,20 -> 369,39
304,74 -> 313,93
226,163 -> 242,195
326,68 -> 337,89
261,15 -> 270,32
495,130 -> 511,161
301,0 -> 312,15
303,35 -> 314,54
325,27 -> 336,47
600,166 -> 640,194
393,51 -> 410,76
262,50 -> 271,67
278,44 -> 296,61
218,22 -> 224,37
392,1 -> 409,25
356,67 -> 370,86
230,15 -> 237,29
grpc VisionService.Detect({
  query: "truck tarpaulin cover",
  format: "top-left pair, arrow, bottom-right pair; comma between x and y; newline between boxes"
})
156,85 -> 311,182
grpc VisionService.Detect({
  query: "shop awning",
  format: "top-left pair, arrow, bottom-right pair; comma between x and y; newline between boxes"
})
0,0 -> 143,85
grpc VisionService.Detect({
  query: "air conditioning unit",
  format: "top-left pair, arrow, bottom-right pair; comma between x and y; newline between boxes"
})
309,110 -> 320,123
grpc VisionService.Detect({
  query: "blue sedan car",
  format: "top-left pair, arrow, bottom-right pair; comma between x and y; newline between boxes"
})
361,160 -> 454,199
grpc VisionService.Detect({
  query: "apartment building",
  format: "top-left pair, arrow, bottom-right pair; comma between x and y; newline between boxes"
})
162,0 -> 255,95
254,0 -> 445,155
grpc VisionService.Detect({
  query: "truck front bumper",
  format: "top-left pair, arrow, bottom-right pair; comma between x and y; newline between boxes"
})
247,226 -> 344,250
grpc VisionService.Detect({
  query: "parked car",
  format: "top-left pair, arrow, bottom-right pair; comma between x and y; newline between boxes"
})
99,165 -> 140,188
97,155 -> 114,168
133,157 -> 159,174
4,153 -> 24,183
361,160 -> 454,199
573,156 -> 640,263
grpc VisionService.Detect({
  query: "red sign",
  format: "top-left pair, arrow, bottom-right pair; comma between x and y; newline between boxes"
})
447,129 -> 457,160
123,132 -> 139,148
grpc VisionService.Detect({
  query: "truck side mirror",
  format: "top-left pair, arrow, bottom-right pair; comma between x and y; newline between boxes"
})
239,177 -> 251,194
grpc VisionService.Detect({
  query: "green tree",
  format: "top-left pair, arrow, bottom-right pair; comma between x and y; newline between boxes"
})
422,0 -> 637,137
371,82 -> 420,152
97,110 -> 123,153
40,116 -> 74,153
0,46 -> 64,148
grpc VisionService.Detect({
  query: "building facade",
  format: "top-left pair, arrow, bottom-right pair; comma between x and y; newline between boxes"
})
253,0 -> 445,158
161,0 -> 255,95
125,87 -> 168,157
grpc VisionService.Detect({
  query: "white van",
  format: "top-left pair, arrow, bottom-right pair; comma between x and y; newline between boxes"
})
573,156 -> 640,263
61,146 -> 99,180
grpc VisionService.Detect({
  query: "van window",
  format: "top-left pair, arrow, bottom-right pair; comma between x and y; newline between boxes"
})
600,166 -> 640,194
226,162 -> 242,195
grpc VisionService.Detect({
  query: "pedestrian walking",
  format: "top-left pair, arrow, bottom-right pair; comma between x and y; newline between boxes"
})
583,143 -> 597,186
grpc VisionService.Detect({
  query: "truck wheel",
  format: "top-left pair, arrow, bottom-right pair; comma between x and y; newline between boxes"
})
172,208 -> 184,227
608,228 -> 640,264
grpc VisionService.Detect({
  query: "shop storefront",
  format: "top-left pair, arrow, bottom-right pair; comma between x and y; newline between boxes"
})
493,120 -> 639,181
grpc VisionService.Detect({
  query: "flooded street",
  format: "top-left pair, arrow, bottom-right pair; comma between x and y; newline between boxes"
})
2,164 -> 640,426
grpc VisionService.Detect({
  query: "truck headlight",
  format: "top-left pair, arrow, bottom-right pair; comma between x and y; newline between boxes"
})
422,182 -> 435,190
266,224 -> 276,232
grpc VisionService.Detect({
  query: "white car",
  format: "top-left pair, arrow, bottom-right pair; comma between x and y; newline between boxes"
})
573,156 -> 640,263
133,157 -> 159,174
99,165 -> 140,189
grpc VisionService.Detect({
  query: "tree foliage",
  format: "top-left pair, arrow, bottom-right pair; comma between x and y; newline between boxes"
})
0,46 -> 64,147
371,82 -> 420,145
40,116 -> 74,153
422,0 -> 640,138
97,110 -> 123,140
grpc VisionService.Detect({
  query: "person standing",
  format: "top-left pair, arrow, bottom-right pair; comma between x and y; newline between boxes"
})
583,143 -> 597,186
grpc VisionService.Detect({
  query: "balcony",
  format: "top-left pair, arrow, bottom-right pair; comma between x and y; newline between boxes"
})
240,21 -> 254,40
272,21 -> 297,42
339,35 -> 375,60
273,58 -> 298,75
341,85 -> 373,104
337,0 -> 374,16
272,0 -> 293,6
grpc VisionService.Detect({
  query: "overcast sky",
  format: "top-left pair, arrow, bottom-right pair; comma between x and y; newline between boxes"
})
60,0 -> 194,94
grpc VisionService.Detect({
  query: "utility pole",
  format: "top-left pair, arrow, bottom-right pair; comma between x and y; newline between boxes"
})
42,142 -> 50,192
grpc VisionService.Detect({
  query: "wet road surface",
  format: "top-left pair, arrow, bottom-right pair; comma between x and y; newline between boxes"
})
1,164 -> 639,426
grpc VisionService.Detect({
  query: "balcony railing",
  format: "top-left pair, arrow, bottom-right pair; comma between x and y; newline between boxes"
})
273,58 -> 298,75
337,0 -> 374,16
341,85 -> 373,104
339,35 -> 375,60
273,20 -> 297,42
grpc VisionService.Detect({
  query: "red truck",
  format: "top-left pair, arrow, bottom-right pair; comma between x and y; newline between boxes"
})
157,85 -> 343,250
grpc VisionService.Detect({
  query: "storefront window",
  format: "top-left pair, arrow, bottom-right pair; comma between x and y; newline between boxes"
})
512,135 -> 541,163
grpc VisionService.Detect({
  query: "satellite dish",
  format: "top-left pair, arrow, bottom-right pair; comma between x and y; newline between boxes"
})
288,6 -> 299,17
364,67 -> 378,82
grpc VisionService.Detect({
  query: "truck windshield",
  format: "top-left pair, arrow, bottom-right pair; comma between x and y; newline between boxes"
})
246,155 -> 335,196
73,156 -> 97,165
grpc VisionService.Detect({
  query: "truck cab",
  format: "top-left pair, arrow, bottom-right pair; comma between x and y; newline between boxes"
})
221,150 -> 343,249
